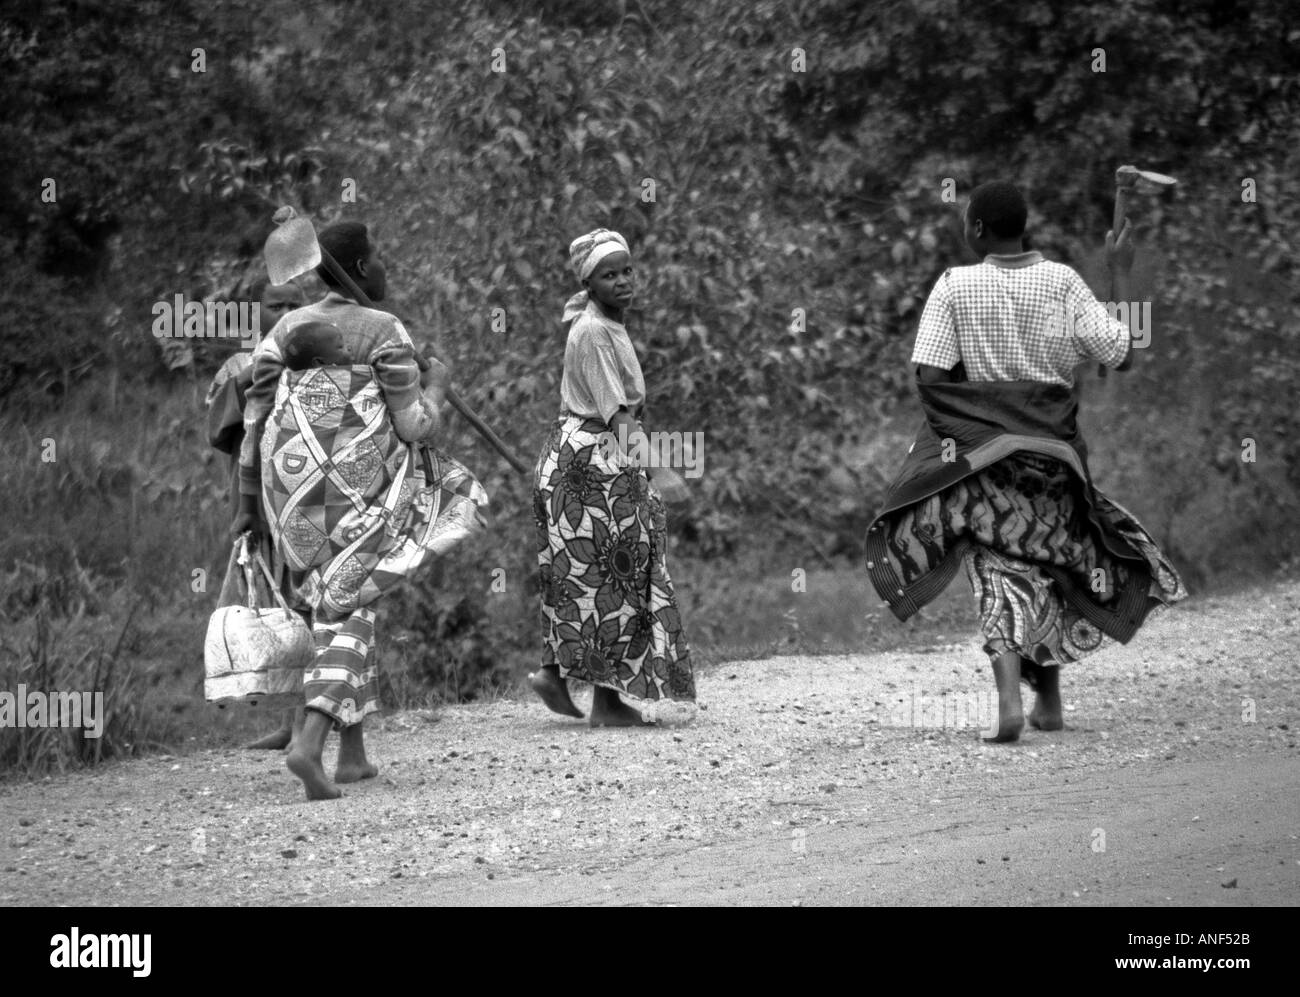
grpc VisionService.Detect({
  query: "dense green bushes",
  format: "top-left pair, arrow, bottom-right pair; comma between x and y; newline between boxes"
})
2,0 -> 1296,770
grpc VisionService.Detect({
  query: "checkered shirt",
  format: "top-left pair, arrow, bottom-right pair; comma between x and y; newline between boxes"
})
910,252 -> 1130,386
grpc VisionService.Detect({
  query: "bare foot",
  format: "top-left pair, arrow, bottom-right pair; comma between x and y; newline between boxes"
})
589,687 -> 653,728
286,747 -> 342,801
246,727 -> 292,750
529,667 -> 584,718
334,760 -> 379,783
288,707 -> 304,753
1028,707 -> 1062,731
983,653 -> 1024,743
983,710 -> 1025,743
1028,665 -> 1064,731
334,722 -> 377,783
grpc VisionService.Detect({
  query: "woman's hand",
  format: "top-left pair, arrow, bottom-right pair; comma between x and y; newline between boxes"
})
651,465 -> 690,505
1105,217 -> 1136,274
418,357 -> 451,436
231,494 -> 267,540
420,356 -> 451,393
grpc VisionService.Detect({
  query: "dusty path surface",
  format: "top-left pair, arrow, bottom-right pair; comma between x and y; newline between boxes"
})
2,582 -> 1298,907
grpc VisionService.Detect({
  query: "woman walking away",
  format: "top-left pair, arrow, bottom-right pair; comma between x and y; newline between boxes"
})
529,229 -> 695,727
207,277 -> 308,752
234,221 -> 488,799
865,181 -> 1186,743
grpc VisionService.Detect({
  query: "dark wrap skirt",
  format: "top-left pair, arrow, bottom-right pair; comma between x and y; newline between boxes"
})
866,381 -> 1185,667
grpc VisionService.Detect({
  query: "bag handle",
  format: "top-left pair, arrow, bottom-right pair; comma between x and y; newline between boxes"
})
253,548 -> 295,615
215,540 -> 246,608
235,534 -> 258,610
236,533 -> 297,618
383,445 -> 413,518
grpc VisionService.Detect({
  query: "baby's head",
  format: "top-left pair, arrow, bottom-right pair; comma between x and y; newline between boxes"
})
283,321 -> 352,371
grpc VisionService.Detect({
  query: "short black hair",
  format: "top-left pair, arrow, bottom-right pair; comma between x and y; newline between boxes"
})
316,222 -> 372,288
967,181 -> 1027,239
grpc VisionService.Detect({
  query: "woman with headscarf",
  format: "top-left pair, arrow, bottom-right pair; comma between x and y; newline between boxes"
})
529,229 -> 696,726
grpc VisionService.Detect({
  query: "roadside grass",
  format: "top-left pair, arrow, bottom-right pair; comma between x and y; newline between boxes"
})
2,375 -> 1294,777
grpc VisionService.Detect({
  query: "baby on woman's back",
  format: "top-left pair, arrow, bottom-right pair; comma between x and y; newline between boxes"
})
282,321 -> 353,371
283,319 -> 445,452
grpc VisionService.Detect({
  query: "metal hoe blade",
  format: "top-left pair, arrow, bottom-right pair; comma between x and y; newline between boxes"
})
1116,164 -> 1178,195
1133,169 -> 1177,193
264,208 -> 321,285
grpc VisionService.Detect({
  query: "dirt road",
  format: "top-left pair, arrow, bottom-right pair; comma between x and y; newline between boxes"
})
2,582 -> 1298,906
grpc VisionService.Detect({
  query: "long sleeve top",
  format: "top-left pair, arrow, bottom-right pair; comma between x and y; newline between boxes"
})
238,292 -> 439,497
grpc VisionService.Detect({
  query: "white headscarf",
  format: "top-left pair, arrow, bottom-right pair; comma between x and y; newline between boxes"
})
570,228 -> 629,280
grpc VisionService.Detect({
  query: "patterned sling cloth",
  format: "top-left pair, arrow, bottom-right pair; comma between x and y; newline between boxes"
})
887,453 -> 1185,667
533,413 -> 695,701
261,365 -> 488,724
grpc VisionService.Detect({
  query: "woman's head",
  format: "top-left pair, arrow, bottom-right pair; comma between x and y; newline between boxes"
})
569,229 -> 633,316
318,221 -> 387,302
963,181 -> 1027,256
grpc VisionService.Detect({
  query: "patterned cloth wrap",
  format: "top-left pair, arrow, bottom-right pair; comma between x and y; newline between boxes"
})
534,412 -> 695,702
892,453 -> 1185,667
866,380 -> 1186,672
261,364 -> 488,723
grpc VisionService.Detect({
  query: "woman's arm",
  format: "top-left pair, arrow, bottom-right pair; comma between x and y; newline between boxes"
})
232,346 -> 285,537
607,408 -> 689,503
609,408 -> 639,452
373,340 -> 442,443
1106,220 -> 1137,372
1109,269 -> 1135,372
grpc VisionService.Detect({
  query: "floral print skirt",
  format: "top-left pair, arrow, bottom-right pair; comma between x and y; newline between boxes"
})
533,413 -> 695,701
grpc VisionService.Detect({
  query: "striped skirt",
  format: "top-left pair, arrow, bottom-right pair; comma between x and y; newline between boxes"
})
533,413 -> 695,702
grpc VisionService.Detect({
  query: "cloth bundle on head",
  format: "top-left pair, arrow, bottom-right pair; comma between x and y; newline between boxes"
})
564,228 -> 630,322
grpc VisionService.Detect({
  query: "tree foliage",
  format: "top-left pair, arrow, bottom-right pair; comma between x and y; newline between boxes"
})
3,0 -> 1297,696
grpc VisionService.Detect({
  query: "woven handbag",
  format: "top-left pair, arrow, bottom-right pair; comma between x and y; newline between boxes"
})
204,534 -> 312,707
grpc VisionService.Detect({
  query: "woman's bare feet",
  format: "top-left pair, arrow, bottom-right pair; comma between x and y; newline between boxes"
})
286,709 -> 342,801
529,666 -> 584,718
983,652 -> 1024,743
246,707 -> 302,750
589,686 -> 653,728
288,707 -> 304,753
1028,664 -> 1064,730
246,727 -> 292,750
334,721 -> 379,783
